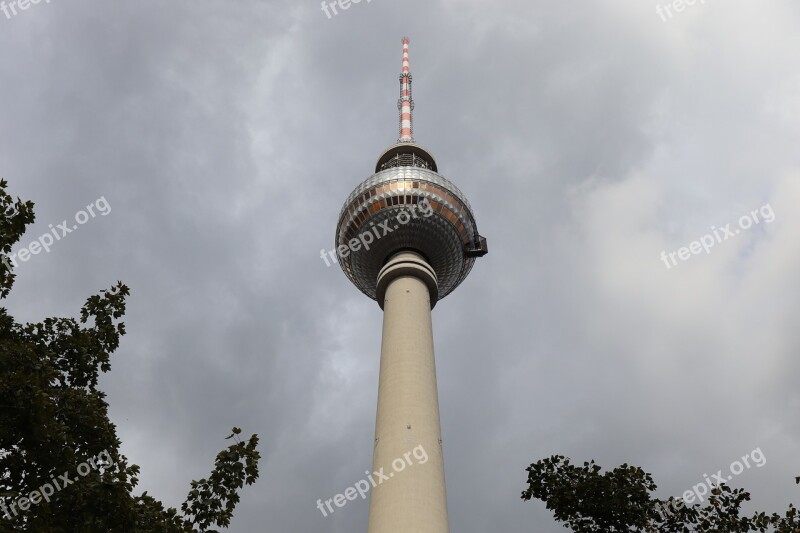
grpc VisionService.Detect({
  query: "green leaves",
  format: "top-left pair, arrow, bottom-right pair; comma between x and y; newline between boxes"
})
522,455 -> 799,532
0,180 -> 261,532
0,179 -> 35,299
521,455 -> 657,532
181,430 -> 261,531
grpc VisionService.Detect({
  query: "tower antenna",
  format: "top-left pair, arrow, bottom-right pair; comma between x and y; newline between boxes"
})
398,37 -> 414,143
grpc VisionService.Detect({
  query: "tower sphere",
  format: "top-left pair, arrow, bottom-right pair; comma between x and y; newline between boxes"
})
335,39 -> 486,306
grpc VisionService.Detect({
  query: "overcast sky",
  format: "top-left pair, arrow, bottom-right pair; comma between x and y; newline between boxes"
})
2,0 -> 799,531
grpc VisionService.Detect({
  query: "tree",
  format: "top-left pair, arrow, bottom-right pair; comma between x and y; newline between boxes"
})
522,455 -> 799,532
0,180 -> 260,532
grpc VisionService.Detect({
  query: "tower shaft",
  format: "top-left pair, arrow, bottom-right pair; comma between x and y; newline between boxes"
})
367,252 -> 450,533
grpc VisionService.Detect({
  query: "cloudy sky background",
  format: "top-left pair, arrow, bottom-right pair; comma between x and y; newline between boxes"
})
2,0 -> 799,531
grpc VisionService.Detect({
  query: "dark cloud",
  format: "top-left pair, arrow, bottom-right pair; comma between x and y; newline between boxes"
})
2,0 -> 798,531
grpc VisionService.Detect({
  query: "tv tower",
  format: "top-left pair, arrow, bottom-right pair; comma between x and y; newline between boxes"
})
335,37 -> 487,532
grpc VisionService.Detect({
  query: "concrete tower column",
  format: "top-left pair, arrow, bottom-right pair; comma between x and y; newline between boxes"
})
367,251 -> 449,533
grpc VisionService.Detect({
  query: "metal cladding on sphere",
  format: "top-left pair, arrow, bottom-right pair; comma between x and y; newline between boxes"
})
335,38 -> 487,306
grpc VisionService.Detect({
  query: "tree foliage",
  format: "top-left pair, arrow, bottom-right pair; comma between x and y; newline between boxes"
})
0,180 -> 260,532
522,455 -> 799,532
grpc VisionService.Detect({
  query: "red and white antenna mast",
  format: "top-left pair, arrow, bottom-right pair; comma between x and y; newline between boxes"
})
398,37 -> 414,143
